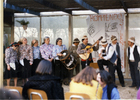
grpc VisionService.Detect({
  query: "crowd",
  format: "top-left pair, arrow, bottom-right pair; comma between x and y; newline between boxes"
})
3,35 -> 140,99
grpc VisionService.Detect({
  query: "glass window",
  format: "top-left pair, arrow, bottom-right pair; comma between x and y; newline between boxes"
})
14,17 -> 40,45
129,14 -> 140,46
41,16 -> 69,48
73,15 -> 88,43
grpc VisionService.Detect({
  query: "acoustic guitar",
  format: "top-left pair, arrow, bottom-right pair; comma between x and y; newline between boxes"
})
79,36 -> 103,60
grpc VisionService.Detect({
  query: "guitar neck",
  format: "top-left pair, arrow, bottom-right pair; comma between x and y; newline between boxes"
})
91,41 -> 97,48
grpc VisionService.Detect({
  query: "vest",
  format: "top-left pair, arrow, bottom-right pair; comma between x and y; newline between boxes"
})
116,42 -> 120,58
128,45 -> 140,62
107,84 -> 117,99
107,44 -> 117,64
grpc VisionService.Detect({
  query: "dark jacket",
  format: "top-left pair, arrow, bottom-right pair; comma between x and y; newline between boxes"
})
22,74 -> 64,99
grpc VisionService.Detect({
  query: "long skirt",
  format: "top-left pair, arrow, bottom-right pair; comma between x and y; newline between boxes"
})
4,62 -> 19,79
31,59 -> 41,76
54,60 -> 68,79
20,58 -> 31,79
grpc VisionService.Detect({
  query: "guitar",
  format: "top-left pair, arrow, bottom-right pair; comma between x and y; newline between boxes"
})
79,36 -> 103,60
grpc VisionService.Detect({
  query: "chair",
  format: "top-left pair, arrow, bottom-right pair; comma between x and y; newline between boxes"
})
4,86 -> 23,95
65,92 -> 90,100
27,89 -> 48,100
90,63 -> 99,69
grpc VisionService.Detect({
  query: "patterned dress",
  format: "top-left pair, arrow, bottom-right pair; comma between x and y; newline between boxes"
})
18,44 -> 33,78
4,47 -> 18,79
40,43 -> 54,60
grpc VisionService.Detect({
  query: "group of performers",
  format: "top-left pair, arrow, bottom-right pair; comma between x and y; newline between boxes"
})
4,35 -> 140,89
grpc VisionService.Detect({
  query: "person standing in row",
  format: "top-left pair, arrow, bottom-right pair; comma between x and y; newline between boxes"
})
4,42 -> 19,86
53,38 -> 68,84
18,37 -> 33,85
40,36 -> 54,74
31,39 -> 41,76
111,35 -> 125,87
68,38 -> 80,79
127,37 -> 140,90
77,35 -> 99,69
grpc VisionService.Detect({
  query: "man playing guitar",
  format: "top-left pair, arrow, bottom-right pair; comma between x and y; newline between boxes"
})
77,35 -> 99,69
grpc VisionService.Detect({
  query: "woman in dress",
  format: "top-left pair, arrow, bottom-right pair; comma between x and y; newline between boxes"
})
5,42 -> 19,86
40,36 -> 54,74
31,39 -> 41,76
18,37 -> 33,85
53,38 -> 68,84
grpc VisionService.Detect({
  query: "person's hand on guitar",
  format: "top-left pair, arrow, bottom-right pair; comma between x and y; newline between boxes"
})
96,40 -> 99,45
86,49 -> 91,53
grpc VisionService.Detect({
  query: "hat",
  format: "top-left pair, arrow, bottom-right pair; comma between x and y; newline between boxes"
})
111,35 -> 117,41
82,35 -> 88,40
73,38 -> 80,43
128,37 -> 135,43
9,42 -> 19,47
101,38 -> 108,45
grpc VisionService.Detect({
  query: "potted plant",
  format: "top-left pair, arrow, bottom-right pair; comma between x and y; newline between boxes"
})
16,20 -> 29,30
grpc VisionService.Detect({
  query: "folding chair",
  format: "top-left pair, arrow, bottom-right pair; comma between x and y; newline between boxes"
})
4,86 -> 23,95
90,63 -> 99,69
65,92 -> 90,100
27,89 -> 48,100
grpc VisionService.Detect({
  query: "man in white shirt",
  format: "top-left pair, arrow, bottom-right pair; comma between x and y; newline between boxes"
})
111,36 -> 125,87
128,37 -> 140,90
97,38 -> 117,82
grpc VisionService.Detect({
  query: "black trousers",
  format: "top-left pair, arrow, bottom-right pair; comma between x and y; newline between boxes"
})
68,63 -> 80,81
115,57 -> 124,85
97,59 -> 116,82
81,60 -> 93,69
54,60 -> 68,79
129,61 -> 140,87
31,59 -> 41,76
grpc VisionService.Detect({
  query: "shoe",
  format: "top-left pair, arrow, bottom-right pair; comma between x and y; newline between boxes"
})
121,84 -> 125,87
129,85 -> 136,88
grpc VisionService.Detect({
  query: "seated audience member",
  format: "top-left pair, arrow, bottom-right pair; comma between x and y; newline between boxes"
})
22,60 -> 64,99
69,66 -> 103,99
97,70 -> 120,99
0,88 -> 22,99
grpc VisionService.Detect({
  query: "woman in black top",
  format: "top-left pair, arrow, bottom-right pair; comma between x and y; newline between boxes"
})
22,60 -> 64,99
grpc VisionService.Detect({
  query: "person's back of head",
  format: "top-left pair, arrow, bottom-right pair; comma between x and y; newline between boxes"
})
98,70 -> 113,85
0,88 -> 23,99
72,66 -> 96,86
36,60 -> 52,75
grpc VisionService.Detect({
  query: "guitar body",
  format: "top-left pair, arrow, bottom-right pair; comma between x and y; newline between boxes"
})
85,45 -> 93,52
79,46 -> 93,60
78,36 -> 103,60
79,53 -> 90,60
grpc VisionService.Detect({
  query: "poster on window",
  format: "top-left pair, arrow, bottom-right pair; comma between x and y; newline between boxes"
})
86,13 -> 125,72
